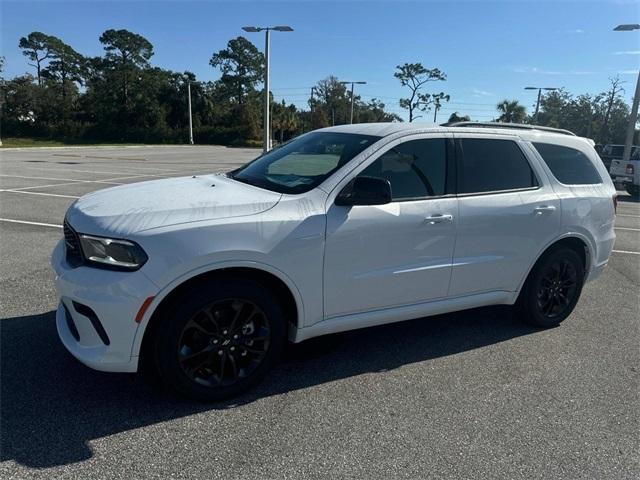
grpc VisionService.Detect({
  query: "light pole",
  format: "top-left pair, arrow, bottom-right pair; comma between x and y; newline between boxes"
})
187,81 -> 194,145
525,86 -> 558,124
340,81 -> 366,124
242,25 -> 293,153
614,24 -> 640,164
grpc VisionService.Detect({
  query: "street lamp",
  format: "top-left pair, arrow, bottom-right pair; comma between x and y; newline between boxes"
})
187,81 -> 194,145
242,25 -> 294,153
614,24 -> 640,31
340,81 -> 367,124
614,23 -> 640,164
525,86 -> 558,124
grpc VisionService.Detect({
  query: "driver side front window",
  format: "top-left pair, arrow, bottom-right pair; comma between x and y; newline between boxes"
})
359,138 -> 447,200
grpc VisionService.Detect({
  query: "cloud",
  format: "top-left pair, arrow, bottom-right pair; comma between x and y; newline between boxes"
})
512,66 -> 594,75
565,29 -> 585,34
613,50 -> 640,55
619,69 -> 640,75
471,88 -> 494,97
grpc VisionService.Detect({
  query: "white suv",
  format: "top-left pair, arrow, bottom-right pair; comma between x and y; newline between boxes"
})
52,122 -> 617,400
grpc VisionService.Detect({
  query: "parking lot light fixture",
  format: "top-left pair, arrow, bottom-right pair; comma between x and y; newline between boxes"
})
241,25 -> 294,153
614,24 -> 640,31
525,86 -> 558,125
614,24 -> 640,164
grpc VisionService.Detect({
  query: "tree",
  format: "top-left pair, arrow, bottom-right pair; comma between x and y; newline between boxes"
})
496,99 -> 526,123
42,37 -> 86,101
209,37 -> 264,105
536,87 -> 632,143
599,76 -> 624,141
99,29 -> 154,107
394,62 -> 447,122
447,112 -> 470,123
431,93 -> 450,122
18,32 -> 54,85
313,76 -> 350,125
357,98 -> 402,123
271,100 -> 299,143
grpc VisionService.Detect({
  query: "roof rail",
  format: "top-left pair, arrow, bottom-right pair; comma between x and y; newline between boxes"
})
444,121 -> 577,137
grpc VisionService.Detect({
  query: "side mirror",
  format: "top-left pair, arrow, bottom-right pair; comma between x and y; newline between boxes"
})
335,176 -> 392,206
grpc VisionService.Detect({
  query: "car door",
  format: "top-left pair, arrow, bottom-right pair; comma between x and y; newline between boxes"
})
323,134 -> 458,318
448,134 -> 561,297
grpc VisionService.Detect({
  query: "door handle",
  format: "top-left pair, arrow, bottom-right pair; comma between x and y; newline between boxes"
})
425,214 -> 453,224
534,205 -> 556,215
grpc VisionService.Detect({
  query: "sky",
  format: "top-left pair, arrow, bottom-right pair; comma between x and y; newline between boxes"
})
1,0 -> 639,121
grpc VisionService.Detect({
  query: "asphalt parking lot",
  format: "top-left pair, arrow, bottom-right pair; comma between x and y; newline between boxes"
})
1,145 -> 639,479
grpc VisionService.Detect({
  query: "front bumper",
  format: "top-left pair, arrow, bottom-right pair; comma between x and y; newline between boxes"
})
51,240 -> 158,372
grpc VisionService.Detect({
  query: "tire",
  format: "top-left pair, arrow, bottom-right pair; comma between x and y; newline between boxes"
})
152,277 -> 286,401
516,247 -> 585,328
625,185 -> 639,198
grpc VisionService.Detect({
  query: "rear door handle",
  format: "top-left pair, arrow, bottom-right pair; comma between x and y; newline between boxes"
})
425,214 -> 453,224
534,205 -> 556,215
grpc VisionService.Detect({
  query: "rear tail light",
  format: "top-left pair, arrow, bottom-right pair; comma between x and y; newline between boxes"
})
613,194 -> 618,214
626,164 -> 635,175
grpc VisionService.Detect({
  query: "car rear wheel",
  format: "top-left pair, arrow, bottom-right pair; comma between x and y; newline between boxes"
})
625,185 -> 639,198
153,278 -> 286,401
516,247 -> 585,328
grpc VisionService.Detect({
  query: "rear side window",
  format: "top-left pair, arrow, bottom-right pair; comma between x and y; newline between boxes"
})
457,139 -> 538,194
532,143 -> 602,185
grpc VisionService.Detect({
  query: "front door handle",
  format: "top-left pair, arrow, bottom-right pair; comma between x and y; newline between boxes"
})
425,214 -> 453,224
534,205 -> 556,215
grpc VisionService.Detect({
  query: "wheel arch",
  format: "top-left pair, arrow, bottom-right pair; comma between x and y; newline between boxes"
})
515,233 -> 592,297
133,261 -> 304,368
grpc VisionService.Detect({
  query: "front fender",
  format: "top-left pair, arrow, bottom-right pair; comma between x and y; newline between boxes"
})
130,259 -> 306,358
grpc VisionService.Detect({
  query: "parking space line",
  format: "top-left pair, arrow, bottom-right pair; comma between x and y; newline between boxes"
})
616,214 -> 640,218
612,249 -> 640,255
0,174 -> 92,183
0,218 -> 62,229
1,190 -> 79,199
614,227 -> 640,232
7,181 -> 121,191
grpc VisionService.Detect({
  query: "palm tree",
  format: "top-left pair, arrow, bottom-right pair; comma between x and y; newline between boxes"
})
496,100 -> 527,123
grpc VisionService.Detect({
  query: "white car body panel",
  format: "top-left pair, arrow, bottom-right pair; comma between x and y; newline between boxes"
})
51,123 -> 616,373
323,132 -> 457,317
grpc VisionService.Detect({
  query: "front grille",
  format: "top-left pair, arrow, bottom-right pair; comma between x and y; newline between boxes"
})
63,220 -> 83,267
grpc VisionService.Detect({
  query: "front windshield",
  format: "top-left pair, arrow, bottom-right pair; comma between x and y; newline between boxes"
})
230,132 -> 380,194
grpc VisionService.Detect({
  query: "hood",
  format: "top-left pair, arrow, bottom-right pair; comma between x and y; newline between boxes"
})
66,174 -> 282,236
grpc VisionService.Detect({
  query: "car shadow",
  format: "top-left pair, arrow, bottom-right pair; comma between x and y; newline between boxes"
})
1,306 -> 538,468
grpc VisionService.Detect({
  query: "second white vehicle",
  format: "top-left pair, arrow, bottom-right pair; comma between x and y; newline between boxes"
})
52,122 -> 616,400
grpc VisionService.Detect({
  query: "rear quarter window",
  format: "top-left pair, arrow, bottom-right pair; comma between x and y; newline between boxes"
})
532,142 -> 602,185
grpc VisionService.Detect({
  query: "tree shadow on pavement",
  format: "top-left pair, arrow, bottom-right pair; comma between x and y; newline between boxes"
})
1,306 -> 538,468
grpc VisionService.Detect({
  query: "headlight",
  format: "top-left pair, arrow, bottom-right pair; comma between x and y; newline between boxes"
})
78,234 -> 148,271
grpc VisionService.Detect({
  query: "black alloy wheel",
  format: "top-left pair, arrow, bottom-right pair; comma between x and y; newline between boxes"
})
535,259 -> 579,319
177,299 -> 270,387
153,278 -> 286,401
517,247 -> 584,328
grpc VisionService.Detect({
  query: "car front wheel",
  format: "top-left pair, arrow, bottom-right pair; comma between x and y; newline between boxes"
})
153,278 -> 286,401
516,247 -> 585,328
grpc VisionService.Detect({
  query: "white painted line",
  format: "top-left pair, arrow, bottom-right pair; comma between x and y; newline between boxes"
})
9,182 -> 93,191
0,218 -> 62,229
615,227 -> 640,232
27,166 -> 182,175
616,214 -> 640,218
1,190 -> 79,199
0,174 -> 90,183
612,249 -> 640,255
